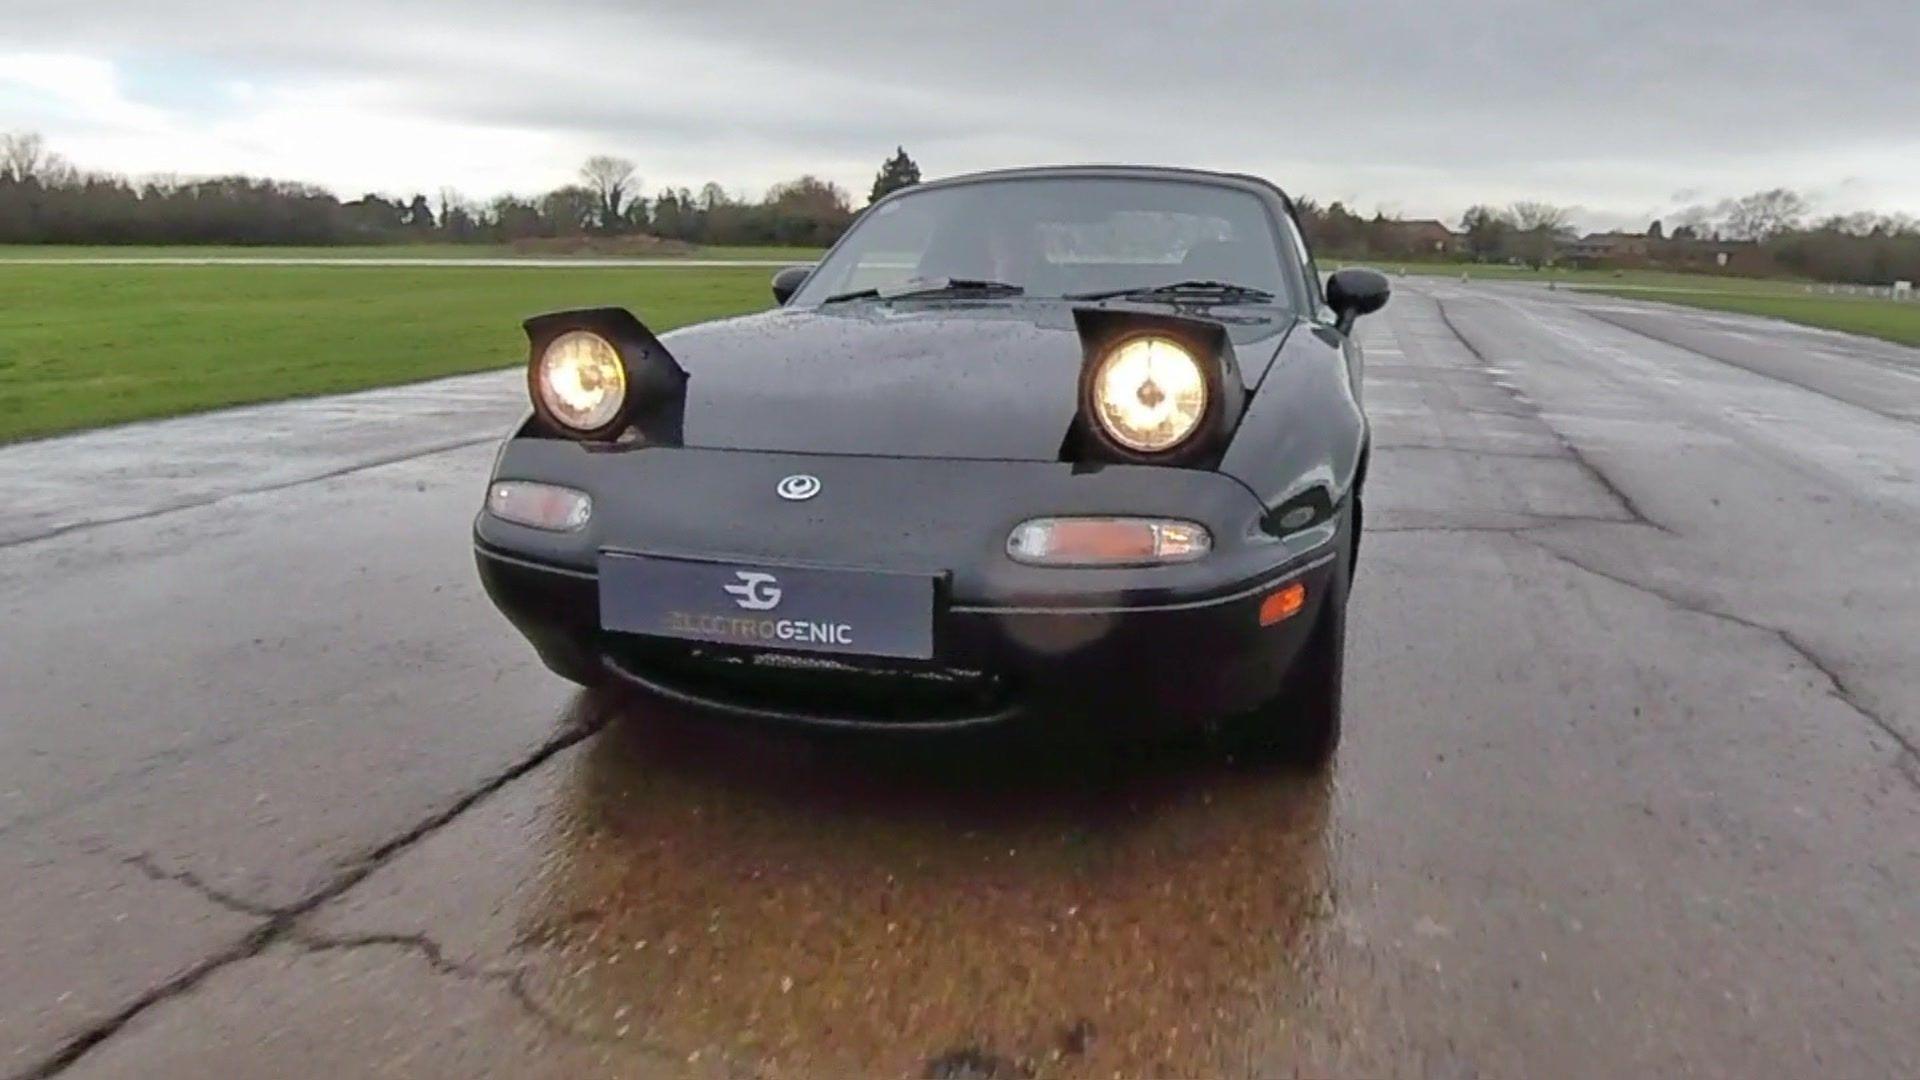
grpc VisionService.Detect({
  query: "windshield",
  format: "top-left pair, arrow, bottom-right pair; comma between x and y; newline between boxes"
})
790,176 -> 1296,308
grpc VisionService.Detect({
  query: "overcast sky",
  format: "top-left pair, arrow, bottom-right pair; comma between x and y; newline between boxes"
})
2,0 -> 1915,231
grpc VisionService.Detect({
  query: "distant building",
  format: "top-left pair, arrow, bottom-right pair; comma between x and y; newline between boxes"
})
1560,232 -> 1652,263
1555,229 -> 1774,275
1653,236 -> 1765,274
1381,219 -> 1461,255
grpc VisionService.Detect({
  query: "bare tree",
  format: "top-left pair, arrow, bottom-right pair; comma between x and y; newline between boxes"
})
1506,201 -> 1573,268
1507,201 -> 1571,234
1722,188 -> 1808,241
766,175 -> 852,215
1669,204 -> 1716,241
578,156 -> 638,232
2,131 -> 63,184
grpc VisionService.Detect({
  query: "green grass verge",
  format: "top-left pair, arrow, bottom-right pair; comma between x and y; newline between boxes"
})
0,243 -> 824,262
1580,288 -> 1920,348
0,263 -> 775,443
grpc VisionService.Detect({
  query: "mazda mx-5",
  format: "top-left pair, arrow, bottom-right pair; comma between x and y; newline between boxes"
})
474,166 -> 1388,766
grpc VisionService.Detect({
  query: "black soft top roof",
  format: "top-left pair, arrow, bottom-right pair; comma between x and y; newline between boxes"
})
889,164 -> 1297,217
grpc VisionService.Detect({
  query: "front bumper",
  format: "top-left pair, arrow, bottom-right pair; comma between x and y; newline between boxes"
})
476,538 -> 1337,732
474,438 -> 1343,731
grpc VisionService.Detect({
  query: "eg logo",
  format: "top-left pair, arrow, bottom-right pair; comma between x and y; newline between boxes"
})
722,571 -> 783,611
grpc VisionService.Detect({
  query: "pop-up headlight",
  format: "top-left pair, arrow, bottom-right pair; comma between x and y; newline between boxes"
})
1087,335 -> 1209,453
533,330 -> 627,435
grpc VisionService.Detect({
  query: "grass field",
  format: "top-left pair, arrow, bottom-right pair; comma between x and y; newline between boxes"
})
0,243 -> 824,262
0,263 -> 775,443
6,252 -> 1916,444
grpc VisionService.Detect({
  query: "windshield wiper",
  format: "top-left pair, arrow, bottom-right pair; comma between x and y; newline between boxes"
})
823,277 -> 1025,304
1066,279 -> 1277,303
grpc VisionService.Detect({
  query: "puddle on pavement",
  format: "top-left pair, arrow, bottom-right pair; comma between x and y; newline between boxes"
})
508,688 -> 1337,1077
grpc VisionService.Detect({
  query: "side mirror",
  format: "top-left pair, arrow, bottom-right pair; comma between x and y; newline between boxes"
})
771,265 -> 812,305
1325,267 -> 1390,333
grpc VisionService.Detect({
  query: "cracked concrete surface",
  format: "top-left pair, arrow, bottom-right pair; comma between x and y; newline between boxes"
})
0,840 -> 264,1076
3,277 -> 1916,1076
1576,304 -> 1920,425
1520,536 -> 1920,783
0,369 -> 522,548
286,930 -> 606,1044
1433,297 -> 1675,533
118,852 -> 282,919
1451,283 -> 1918,746
1421,284 -> 1918,786
17,717 -> 602,1080
55,942 -> 642,1080
1371,510 -> 1920,782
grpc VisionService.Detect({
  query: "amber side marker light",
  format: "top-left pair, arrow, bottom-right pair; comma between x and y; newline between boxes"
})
1259,582 -> 1307,626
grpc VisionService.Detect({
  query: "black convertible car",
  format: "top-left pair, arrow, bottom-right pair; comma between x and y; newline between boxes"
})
475,165 -> 1387,765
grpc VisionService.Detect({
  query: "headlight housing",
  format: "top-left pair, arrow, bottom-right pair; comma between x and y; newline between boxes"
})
532,329 -> 627,435
1087,335 -> 1208,453
1007,516 -> 1212,566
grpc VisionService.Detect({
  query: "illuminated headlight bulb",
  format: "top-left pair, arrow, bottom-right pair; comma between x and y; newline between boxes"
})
1091,336 -> 1207,452
535,330 -> 627,433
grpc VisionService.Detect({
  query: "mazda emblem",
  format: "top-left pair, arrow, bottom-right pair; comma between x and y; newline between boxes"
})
777,474 -> 821,501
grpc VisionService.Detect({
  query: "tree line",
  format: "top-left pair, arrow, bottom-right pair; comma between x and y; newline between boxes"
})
1294,190 -> 1920,286
4,131 -> 1915,284
0,133 -> 929,249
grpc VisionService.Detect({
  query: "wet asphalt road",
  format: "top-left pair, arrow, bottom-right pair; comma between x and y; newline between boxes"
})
2,280 -> 1917,1078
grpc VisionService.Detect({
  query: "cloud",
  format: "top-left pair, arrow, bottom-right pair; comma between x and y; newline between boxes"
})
0,51 -> 171,133
1,0 -> 1917,227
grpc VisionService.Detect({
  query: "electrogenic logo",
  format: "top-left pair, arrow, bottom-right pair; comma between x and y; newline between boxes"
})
722,570 -> 783,610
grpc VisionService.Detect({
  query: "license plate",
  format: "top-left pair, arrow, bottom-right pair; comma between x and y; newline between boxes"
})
597,553 -> 936,660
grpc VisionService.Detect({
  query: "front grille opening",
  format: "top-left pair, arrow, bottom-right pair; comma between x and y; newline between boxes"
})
606,636 -> 1016,724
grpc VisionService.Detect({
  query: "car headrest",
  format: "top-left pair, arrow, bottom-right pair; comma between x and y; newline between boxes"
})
1180,238 -> 1262,283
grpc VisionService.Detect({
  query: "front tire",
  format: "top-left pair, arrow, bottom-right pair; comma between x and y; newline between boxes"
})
1223,566 -> 1348,769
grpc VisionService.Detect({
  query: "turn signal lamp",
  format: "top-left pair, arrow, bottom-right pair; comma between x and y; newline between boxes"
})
1006,517 -> 1211,567
1259,582 -> 1307,626
487,481 -> 592,531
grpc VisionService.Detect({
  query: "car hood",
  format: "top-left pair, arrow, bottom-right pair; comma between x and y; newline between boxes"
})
657,301 -> 1293,459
